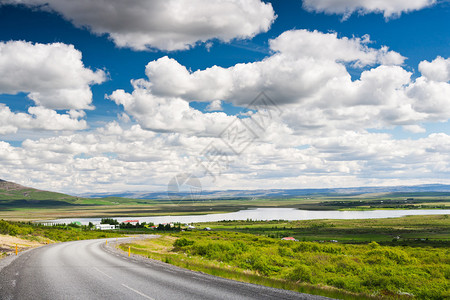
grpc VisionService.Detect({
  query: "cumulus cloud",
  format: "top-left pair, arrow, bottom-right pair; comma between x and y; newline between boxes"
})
3,0 -> 275,51
1,122 -> 449,193
108,84 -> 239,136
302,0 -> 436,19
141,30 -> 405,107
269,31 -> 405,66
0,104 -> 87,134
111,30 -> 450,135
419,56 -> 450,82
0,41 -> 106,110
206,100 -> 223,111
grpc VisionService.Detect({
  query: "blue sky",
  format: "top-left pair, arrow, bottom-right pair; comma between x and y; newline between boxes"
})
0,0 -> 449,193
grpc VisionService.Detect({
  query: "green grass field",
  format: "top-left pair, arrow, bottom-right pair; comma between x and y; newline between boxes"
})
121,215 -> 450,299
1,195 -> 449,221
1,179 -> 449,221
0,219 -> 124,243
191,215 -> 450,246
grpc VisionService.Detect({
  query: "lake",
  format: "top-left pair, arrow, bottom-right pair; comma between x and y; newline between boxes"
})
44,208 -> 450,225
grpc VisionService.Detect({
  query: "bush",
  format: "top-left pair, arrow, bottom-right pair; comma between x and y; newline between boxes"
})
174,237 -> 194,247
287,264 -> 313,283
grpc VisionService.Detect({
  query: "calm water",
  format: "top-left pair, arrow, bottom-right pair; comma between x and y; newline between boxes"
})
44,208 -> 450,225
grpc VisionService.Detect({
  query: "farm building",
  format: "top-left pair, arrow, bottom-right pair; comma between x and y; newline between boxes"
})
95,224 -> 117,230
123,220 -> 139,226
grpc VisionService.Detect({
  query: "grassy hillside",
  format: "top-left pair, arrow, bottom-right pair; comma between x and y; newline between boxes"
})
0,179 -> 80,206
0,179 -> 159,208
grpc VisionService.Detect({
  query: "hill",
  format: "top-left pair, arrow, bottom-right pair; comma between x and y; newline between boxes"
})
0,179 -> 81,207
0,179 -> 159,209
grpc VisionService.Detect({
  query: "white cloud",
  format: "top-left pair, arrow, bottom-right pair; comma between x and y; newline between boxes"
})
419,56 -> 450,82
115,30 -> 450,135
302,0 -> 436,19
108,85 -> 238,136
139,30 -> 405,108
1,122 -> 449,194
0,104 -> 87,134
3,0 -> 275,51
269,31 -> 405,67
206,100 -> 223,111
0,41 -> 106,110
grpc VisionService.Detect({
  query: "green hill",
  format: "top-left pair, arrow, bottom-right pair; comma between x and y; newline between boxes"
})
0,179 -> 159,209
0,179 -> 82,207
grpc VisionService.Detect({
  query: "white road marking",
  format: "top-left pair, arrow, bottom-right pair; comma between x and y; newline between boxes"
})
93,267 -> 113,279
121,283 -> 155,300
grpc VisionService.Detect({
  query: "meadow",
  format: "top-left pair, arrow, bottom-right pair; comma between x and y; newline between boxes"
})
0,219 -> 123,243
1,178 -> 449,221
120,215 -> 450,299
193,215 -> 450,246
1,195 -> 449,222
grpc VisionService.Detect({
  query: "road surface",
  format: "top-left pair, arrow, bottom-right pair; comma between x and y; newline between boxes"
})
0,236 -> 331,300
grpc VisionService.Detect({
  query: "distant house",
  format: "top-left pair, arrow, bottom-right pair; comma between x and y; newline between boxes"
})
123,220 -> 139,226
95,224 -> 117,230
281,237 -> 297,241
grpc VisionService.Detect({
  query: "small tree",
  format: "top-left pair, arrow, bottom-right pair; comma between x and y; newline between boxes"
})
100,218 -> 119,225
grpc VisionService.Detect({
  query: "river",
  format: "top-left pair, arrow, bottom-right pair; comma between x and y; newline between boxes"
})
43,208 -> 450,225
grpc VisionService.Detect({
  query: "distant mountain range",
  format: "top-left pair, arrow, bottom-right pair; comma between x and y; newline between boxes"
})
2,179 -> 449,204
77,184 -> 450,200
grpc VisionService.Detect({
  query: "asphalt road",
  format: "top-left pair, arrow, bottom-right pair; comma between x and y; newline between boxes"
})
0,236 -> 332,300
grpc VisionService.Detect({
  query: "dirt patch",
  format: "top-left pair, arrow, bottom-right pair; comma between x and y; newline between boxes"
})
0,234 -> 46,258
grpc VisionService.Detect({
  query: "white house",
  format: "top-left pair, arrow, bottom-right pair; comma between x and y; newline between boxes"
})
95,224 -> 117,230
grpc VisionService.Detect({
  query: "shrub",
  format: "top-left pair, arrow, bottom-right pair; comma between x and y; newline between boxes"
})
174,237 -> 194,247
287,264 -> 313,283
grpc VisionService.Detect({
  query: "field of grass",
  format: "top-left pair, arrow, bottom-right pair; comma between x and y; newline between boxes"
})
192,215 -> 450,246
1,195 -> 449,222
121,216 -> 450,299
1,179 -> 449,221
0,219 -> 123,245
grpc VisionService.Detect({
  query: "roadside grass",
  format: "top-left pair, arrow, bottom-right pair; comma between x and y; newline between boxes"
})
121,223 -> 450,299
119,238 -> 366,300
118,215 -> 450,299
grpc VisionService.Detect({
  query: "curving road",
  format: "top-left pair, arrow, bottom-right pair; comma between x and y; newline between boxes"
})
0,236 -> 331,300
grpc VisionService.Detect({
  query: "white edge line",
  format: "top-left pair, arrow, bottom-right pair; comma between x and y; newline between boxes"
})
93,267 -> 113,279
122,283 -> 155,300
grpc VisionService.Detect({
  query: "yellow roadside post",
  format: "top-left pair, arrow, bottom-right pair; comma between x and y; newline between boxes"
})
106,240 -> 108,246
128,246 -> 131,257
15,244 -> 18,256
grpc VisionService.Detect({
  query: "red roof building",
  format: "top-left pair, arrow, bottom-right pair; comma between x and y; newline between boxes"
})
123,220 -> 139,225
